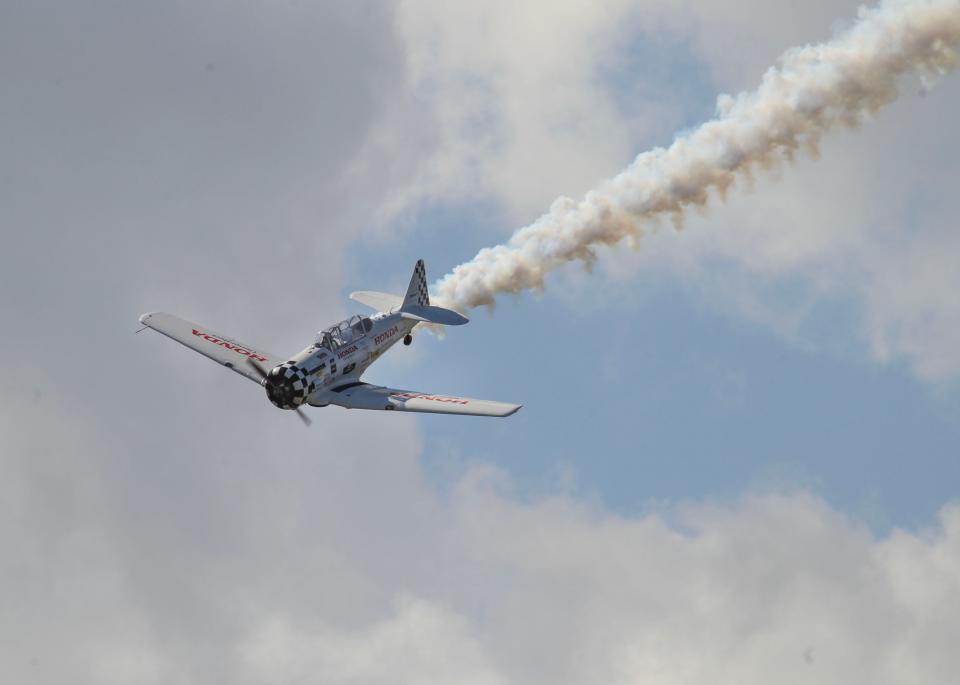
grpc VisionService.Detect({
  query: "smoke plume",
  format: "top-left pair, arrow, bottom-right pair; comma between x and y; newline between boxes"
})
433,0 -> 960,312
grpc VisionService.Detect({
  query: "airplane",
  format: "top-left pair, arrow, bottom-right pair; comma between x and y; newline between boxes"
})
138,260 -> 522,425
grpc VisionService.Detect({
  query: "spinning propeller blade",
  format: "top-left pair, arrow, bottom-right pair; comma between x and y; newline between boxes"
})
294,407 -> 312,427
246,358 -> 312,427
247,358 -> 269,382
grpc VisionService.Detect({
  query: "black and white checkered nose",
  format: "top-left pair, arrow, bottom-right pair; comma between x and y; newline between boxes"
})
264,362 -> 316,410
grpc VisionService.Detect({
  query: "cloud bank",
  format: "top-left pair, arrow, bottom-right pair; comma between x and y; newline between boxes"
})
6,402 -> 959,685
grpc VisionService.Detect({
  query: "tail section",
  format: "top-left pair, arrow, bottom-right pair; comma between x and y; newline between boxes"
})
401,259 -> 469,326
349,260 -> 468,324
403,259 -> 430,309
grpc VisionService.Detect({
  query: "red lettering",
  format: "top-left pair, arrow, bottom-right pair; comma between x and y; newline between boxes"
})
391,392 -> 468,405
337,345 -> 358,359
374,326 -> 399,346
191,329 -> 267,363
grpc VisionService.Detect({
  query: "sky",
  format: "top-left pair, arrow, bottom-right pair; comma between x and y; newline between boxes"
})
1,1 -> 959,683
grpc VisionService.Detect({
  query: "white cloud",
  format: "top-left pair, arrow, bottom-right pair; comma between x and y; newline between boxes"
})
242,596 -> 506,685
859,199 -> 960,380
357,0 -> 661,224
8,408 -> 959,685
677,0 -> 866,89
342,474 -> 960,685
359,0 -> 867,224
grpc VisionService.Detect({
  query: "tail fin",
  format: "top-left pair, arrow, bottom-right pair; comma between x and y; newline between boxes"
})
349,260 -> 464,323
399,259 -> 469,326
403,259 -> 430,309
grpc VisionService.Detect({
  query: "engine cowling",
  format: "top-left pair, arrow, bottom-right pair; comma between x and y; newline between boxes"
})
264,362 -> 316,409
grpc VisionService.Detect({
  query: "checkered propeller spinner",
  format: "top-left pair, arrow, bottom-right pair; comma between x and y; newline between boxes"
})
138,260 -> 522,425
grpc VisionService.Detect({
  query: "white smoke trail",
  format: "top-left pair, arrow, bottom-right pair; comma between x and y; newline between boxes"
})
432,0 -> 960,312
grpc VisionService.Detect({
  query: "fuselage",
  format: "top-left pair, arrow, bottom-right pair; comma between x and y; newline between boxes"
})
264,311 -> 417,410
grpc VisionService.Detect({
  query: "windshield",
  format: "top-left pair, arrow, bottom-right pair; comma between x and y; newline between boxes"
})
315,315 -> 372,350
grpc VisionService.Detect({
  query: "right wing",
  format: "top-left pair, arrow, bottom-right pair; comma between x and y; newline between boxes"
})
138,311 -> 284,384
323,382 -> 521,417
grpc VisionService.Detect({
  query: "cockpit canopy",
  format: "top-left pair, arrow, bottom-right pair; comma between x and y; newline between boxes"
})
315,314 -> 373,350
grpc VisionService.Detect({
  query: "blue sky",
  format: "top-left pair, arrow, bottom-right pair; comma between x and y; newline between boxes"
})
348,198 -> 960,532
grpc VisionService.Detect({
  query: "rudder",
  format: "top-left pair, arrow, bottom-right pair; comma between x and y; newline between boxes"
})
403,259 -> 430,309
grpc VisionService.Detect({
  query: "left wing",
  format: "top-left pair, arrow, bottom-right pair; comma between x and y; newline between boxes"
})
323,382 -> 521,417
139,311 -> 284,384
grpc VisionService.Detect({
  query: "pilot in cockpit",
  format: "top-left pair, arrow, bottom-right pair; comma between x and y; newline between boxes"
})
316,330 -> 335,350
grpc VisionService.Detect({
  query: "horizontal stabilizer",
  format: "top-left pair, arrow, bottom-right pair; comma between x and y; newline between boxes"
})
351,263 -> 466,324
349,291 -> 403,312
400,304 -> 469,326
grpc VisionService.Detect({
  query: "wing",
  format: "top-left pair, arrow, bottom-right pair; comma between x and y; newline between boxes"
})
349,291 -> 403,312
138,311 -> 284,384
324,382 -> 521,417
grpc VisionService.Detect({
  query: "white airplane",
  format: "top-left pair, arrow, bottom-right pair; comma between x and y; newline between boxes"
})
139,260 -> 521,425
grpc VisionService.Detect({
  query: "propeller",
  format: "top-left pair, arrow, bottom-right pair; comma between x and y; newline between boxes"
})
247,358 -> 312,427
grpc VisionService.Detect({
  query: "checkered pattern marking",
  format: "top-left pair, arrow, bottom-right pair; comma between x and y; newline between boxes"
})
414,259 -> 430,306
405,259 -> 430,308
267,362 -> 317,409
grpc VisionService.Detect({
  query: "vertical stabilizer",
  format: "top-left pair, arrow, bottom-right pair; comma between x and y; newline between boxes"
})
402,259 -> 430,310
